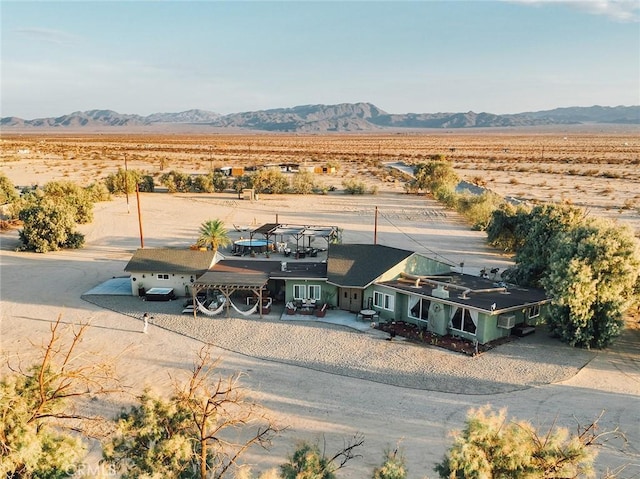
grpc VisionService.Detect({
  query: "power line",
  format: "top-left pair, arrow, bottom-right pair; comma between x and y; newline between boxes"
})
377,209 -> 458,267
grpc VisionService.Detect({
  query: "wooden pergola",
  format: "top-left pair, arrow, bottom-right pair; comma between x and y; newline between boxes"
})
192,268 -> 269,318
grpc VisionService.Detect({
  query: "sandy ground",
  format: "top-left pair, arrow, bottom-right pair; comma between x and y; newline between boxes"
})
1,191 -> 639,478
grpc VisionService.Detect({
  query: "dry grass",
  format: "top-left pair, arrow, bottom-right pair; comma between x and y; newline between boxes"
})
1,128 -> 638,233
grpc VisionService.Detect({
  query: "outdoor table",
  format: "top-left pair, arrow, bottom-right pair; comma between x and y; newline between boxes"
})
359,309 -> 377,321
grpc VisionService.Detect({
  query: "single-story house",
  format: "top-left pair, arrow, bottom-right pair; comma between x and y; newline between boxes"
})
124,249 -> 220,297
123,240 -> 550,344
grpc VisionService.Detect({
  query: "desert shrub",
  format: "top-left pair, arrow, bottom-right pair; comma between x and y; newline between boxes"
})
252,169 -> 289,194
233,175 -> 254,198
85,182 -> 111,202
486,204 -> 530,252
104,168 -> 143,194
543,219 -> 640,348
342,179 -> 367,195
192,174 -> 215,193
0,172 -> 19,205
280,436 -> 363,479
160,170 -> 192,193
372,448 -> 407,479
456,191 -> 505,231
212,172 -> 228,192
280,442 -> 336,479
138,174 -> 155,192
290,170 -> 316,194
411,159 -> 459,194
435,406 -> 597,478
511,203 -> 586,287
103,348 -> 279,479
42,180 -> 94,224
18,198 -> 84,253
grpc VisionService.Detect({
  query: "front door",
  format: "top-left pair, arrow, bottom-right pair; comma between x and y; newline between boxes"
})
339,288 -> 362,313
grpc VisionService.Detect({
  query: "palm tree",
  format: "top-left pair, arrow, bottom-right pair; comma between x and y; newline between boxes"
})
196,219 -> 231,253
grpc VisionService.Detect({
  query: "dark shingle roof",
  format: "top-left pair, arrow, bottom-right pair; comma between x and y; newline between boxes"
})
327,244 -> 414,288
379,272 -> 550,314
124,249 -> 216,275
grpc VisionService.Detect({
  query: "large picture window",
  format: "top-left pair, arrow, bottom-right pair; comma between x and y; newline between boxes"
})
308,285 -> 321,300
408,296 -> 430,322
450,307 -> 477,335
293,284 -> 306,300
373,291 -> 394,311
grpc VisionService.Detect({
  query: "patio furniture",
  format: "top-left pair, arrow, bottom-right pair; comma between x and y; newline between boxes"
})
315,303 -> 328,317
285,301 -> 297,315
358,309 -> 378,321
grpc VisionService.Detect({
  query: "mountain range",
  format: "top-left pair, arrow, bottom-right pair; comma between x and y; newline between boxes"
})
2,103 -> 638,132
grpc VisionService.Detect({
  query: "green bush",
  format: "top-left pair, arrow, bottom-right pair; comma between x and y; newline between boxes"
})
543,219 -> 640,348
85,182 -> 111,202
104,168 -> 142,194
372,448 -> 407,479
435,406 -> 596,478
252,169 -> 289,194
160,170 -> 192,193
138,174 -> 155,192
280,442 -> 336,479
192,174 -> 215,193
342,179 -> 367,195
18,199 -> 84,253
290,171 -> 316,194
42,180 -> 94,224
0,172 -> 19,205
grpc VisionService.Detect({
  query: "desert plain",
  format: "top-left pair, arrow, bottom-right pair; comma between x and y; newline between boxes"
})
1,128 -> 639,478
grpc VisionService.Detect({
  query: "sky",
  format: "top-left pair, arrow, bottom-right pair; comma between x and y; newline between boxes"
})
1,0 -> 639,119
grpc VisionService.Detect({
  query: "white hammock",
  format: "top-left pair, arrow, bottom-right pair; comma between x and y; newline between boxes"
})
229,300 -> 260,317
195,297 -> 226,316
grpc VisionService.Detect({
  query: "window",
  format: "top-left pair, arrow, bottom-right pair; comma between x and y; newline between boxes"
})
308,285 -> 321,300
158,274 -> 169,280
408,296 -> 430,322
528,304 -> 540,319
373,291 -> 394,311
293,284 -> 306,300
450,307 -> 476,335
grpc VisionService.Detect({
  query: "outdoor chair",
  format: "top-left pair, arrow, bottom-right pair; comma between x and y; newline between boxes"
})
315,303 -> 328,318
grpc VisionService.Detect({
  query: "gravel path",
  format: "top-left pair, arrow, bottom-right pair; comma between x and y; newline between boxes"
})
83,294 -> 597,394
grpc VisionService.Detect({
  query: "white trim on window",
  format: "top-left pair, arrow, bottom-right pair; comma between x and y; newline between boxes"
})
308,285 -> 321,300
528,304 -> 540,319
293,284 -> 307,300
158,274 -> 169,280
373,291 -> 394,311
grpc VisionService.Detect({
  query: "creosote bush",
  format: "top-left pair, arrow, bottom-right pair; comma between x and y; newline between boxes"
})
435,405 -> 598,479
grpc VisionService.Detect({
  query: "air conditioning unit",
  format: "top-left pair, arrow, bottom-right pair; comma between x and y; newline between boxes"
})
497,315 -> 516,329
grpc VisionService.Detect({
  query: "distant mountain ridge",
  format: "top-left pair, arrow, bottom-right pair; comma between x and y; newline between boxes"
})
2,103 -> 638,132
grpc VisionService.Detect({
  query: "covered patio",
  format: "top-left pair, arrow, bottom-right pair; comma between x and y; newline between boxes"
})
190,265 -> 270,319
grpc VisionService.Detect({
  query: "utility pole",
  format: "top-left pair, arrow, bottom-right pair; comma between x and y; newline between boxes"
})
124,153 -> 130,214
374,206 -> 378,245
136,183 -> 144,248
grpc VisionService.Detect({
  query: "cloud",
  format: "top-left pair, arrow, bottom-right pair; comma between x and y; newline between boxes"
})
509,0 -> 640,22
12,27 -> 79,45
